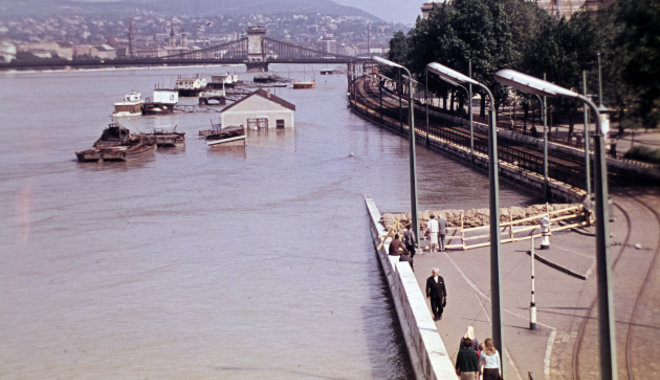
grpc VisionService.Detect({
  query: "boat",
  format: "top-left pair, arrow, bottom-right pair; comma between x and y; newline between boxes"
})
112,90 -> 144,117
292,80 -> 315,89
206,125 -> 246,149
142,88 -> 178,115
75,120 -> 156,162
137,127 -> 185,148
198,120 -> 223,137
198,89 -> 226,105
175,74 -> 207,97
208,74 -> 239,88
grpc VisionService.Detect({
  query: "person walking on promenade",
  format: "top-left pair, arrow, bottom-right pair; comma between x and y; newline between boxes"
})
480,338 -> 502,380
427,214 -> 439,252
456,337 -> 480,380
388,234 -> 406,256
438,213 -> 448,251
402,222 -> 418,258
425,268 -> 447,321
459,325 -> 479,352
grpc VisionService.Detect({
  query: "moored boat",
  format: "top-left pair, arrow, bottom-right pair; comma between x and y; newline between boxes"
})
292,80 -> 315,89
112,90 -> 144,117
176,74 -> 207,97
142,88 -> 178,115
137,127 -> 185,148
75,120 -> 156,162
75,142 -> 156,162
206,125 -> 246,149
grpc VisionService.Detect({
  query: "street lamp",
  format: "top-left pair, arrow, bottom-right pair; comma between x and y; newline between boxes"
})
494,68 -> 616,380
372,56 -> 420,251
424,64 -> 475,159
427,62 -> 504,375
529,91 -> 549,200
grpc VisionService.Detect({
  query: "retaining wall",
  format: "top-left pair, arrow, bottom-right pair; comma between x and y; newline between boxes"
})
365,196 -> 456,380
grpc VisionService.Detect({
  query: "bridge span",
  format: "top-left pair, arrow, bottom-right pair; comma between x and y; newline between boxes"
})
0,26 -> 371,72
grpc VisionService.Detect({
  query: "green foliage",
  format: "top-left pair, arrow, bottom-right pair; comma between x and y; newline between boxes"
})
624,145 -> 660,164
385,0 -> 660,129
611,0 -> 660,128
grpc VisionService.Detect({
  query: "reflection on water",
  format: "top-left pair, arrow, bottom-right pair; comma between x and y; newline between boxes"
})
0,65 -> 534,379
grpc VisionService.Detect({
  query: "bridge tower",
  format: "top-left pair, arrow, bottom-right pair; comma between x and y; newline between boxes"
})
246,26 -> 268,72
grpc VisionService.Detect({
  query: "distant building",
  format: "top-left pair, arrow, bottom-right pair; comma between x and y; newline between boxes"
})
421,0 -> 448,19
421,0 -> 612,19
0,40 -> 17,62
320,34 -> 338,55
221,88 -> 296,129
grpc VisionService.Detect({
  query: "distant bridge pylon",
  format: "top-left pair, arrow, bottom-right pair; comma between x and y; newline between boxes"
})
161,26 -> 368,72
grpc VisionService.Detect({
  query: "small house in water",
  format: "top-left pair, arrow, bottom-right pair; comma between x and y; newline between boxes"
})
143,88 -> 178,114
221,88 -> 296,129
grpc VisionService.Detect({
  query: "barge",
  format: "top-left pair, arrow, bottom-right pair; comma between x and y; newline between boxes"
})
76,121 -> 155,162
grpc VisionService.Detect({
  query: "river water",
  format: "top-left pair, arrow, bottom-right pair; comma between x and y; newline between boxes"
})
0,64 -> 534,379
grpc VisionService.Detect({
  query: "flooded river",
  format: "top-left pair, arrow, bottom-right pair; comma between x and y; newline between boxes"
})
0,64 -> 534,379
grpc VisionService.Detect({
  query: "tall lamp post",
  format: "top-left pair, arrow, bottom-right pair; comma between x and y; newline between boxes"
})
425,66 -> 475,159
532,92 -> 549,200
427,62 -> 504,375
372,56 -> 420,248
495,69 -> 616,380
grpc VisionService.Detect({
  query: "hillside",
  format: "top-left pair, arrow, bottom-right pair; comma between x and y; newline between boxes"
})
0,0 -> 381,21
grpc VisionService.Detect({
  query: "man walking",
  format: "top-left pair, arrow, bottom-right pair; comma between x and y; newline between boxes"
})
402,222 -> 417,258
425,268 -> 447,321
438,213 -> 447,251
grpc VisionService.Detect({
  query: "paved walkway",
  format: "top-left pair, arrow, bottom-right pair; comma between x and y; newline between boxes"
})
409,189 -> 660,379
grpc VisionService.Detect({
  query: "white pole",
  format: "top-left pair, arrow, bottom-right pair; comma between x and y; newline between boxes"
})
530,236 -> 537,330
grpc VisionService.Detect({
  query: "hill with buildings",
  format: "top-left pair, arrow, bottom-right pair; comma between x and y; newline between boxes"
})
0,0 -> 380,20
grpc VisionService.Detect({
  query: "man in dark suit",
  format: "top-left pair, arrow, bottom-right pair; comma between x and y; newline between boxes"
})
426,268 -> 447,321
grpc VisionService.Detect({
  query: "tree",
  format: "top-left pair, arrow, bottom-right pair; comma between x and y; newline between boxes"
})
611,0 -> 660,128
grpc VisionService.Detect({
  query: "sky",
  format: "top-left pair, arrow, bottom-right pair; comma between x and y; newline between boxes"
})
332,0 -> 422,24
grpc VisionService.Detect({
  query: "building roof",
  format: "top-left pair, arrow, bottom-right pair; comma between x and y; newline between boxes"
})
222,88 -> 296,112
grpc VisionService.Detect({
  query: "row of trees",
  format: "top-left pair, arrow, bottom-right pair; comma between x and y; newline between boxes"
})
387,0 -> 659,130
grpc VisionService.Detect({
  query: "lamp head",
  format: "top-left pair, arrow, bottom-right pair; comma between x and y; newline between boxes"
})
495,69 -> 579,99
372,56 -> 405,70
427,62 -> 479,87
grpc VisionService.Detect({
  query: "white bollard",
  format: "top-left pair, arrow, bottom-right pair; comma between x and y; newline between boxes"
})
530,236 -> 537,330
540,216 -> 550,250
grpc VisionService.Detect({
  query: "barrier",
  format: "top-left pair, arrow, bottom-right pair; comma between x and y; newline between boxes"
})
380,204 -> 588,251
365,197 -> 456,380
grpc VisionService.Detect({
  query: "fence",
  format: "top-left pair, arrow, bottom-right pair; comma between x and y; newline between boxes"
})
382,204 -> 587,251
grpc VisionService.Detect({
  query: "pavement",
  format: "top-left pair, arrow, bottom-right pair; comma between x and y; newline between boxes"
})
408,188 -> 659,379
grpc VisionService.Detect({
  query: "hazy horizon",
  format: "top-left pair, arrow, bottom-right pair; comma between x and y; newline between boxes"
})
331,0 -> 421,24
20,0 -> 423,25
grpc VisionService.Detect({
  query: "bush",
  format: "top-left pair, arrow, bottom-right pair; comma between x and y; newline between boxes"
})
624,145 -> 660,164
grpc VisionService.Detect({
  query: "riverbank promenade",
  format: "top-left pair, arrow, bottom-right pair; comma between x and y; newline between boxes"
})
403,188 -> 659,379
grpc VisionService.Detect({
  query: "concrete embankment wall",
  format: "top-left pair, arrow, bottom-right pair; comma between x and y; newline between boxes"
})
365,196 -> 456,380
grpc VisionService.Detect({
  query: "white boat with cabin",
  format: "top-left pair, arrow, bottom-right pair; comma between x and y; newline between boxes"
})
112,90 -> 144,117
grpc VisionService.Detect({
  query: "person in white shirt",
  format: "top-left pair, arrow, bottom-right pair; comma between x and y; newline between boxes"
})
480,338 -> 502,380
426,214 -> 439,252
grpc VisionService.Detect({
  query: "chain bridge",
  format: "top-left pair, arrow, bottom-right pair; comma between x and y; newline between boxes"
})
0,26 -> 371,72
162,26 -> 368,72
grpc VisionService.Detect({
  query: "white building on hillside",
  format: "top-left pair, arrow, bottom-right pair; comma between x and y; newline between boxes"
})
221,89 -> 296,129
